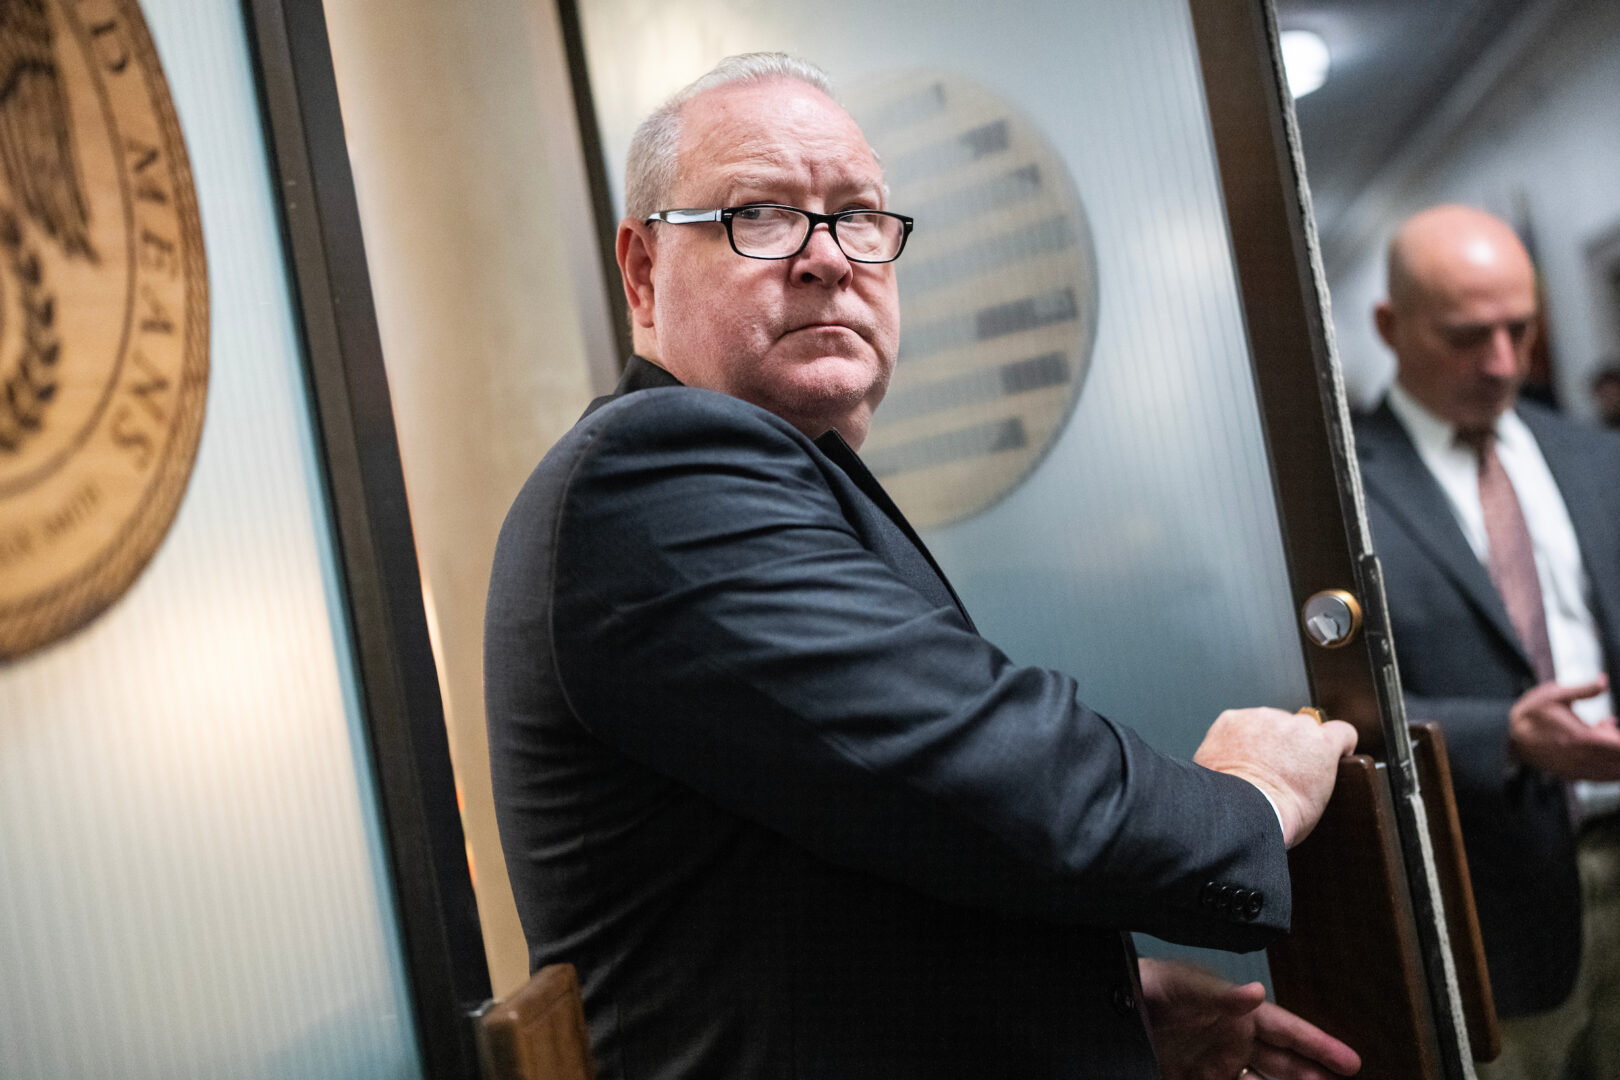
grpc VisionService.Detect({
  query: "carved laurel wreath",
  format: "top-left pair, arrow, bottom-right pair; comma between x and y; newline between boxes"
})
0,207 -> 57,454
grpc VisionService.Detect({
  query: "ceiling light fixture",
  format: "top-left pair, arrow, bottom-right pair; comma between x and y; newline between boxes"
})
1280,29 -> 1331,99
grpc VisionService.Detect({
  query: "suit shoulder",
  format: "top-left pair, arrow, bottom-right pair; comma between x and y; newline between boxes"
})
1518,399 -> 1620,446
1347,400 -> 1403,458
501,387 -> 838,549
489,388 -> 833,621
1348,398 -> 1392,428
511,388 -> 813,504
569,387 -> 827,483
590,385 -> 807,440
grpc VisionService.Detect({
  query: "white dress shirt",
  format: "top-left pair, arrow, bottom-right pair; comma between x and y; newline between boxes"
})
1387,384 -> 1618,820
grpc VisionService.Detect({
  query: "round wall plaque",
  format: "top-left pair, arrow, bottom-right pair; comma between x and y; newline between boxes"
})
846,71 -> 1098,530
0,0 -> 208,660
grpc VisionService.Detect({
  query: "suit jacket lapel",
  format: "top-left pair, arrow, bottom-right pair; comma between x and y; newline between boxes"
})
1358,403 -> 1530,668
815,429 -> 978,631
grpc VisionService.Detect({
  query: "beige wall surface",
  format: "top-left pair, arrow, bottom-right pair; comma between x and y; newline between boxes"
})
324,0 -> 617,996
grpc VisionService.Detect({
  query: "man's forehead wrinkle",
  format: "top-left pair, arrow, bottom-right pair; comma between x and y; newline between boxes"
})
680,147 -> 884,208
673,82 -> 884,205
722,158 -> 885,197
677,123 -> 794,199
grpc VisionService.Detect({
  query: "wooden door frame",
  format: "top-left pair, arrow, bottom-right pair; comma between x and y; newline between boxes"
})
1188,2 -> 1471,1074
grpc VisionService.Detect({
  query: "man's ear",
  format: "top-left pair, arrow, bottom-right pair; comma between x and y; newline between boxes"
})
1374,301 -> 1398,350
617,218 -> 658,331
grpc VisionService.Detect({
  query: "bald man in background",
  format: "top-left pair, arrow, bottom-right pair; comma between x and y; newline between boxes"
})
1354,205 -> 1620,1078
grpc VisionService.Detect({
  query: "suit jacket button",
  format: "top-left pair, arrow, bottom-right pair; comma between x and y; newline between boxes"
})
1244,890 -> 1265,921
1215,884 -> 1234,913
1112,984 -> 1136,1016
1200,882 -> 1218,909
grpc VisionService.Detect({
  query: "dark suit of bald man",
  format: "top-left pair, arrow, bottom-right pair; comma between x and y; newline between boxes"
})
1355,399 -> 1620,1017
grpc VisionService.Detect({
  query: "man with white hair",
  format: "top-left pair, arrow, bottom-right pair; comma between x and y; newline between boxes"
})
487,53 -> 1360,1079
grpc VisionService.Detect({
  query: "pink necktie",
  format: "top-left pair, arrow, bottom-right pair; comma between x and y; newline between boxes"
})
1461,430 -> 1556,684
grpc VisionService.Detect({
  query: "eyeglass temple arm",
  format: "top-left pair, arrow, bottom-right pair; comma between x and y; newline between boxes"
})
646,209 -> 723,224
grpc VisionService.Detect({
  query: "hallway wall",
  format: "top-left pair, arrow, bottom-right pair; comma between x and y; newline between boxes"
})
1322,0 -> 1620,419
323,0 -> 618,996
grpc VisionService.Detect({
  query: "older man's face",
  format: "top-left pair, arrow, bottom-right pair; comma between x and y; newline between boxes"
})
1381,211 -> 1538,431
632,79 -> 900,446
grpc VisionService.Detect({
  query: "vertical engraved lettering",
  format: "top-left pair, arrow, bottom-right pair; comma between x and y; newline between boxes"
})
109,404 -> 152,470
88,18 -> 128,75
42,482 -> 99,539
122,137 -> 168,204
138,229 -> 175,277
138,286 -> 173,335
3,0 -> 209,659
126,350 -> 168,423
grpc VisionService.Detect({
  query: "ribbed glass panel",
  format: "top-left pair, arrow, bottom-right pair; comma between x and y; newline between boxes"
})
0,4 -> 422,1078
577,0 -> 1310,985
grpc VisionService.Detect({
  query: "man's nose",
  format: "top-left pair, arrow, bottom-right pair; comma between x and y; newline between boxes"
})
1483,325 -> 1522,378
794,223 -> 851,285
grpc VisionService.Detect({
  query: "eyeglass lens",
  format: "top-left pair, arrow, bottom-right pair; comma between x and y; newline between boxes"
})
731,207 -> 904,261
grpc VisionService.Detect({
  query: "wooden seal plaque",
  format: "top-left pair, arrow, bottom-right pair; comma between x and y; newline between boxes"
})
0,0 -> 208,660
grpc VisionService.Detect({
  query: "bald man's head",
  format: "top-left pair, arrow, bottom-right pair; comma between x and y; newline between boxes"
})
1375,204 -> 1538,430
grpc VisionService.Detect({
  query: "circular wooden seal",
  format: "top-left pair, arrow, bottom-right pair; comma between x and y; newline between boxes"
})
0,0 -> 208,660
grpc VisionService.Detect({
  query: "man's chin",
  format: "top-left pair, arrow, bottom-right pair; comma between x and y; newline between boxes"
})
742,363 -> 883,438
772,351 -> 885,392
1473,394 -> 1519,427
1440,385 -> 1517,430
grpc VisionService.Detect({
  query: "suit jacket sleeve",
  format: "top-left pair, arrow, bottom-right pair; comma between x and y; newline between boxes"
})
1402,695 -> 1519,803
549,388 -> 1290,949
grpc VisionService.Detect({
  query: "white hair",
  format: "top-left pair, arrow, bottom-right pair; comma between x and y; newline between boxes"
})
623,53 -> 837,222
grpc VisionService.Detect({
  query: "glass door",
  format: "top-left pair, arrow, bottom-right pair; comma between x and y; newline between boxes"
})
1,1 -> 491,1076
0,2 -> 429,1078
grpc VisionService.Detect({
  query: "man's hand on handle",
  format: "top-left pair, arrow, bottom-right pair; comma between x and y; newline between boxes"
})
1193,707 -> 1359,848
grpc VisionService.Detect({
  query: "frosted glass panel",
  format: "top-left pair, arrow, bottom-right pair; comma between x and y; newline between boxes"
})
0,4 -> 422,1079
577,0 -> 1311,976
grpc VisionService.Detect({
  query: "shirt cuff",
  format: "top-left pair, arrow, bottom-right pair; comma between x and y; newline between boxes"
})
1255,785 -> 1286,842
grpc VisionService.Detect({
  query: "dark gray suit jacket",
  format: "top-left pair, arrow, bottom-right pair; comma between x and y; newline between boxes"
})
486,356 -> 1292,1078
1354,399 -> 1620,1017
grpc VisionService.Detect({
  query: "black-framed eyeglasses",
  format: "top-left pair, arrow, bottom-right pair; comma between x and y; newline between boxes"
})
645,204 -> 914,264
